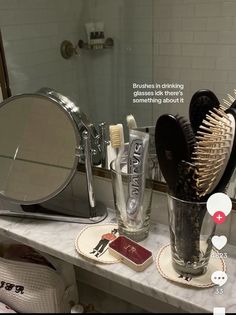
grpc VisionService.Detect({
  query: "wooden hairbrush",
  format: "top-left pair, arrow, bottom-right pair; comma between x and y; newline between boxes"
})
189,89 -> 220,135
193,105 -> 236,198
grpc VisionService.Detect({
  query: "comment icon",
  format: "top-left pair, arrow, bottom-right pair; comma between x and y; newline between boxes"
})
211,271 -> 228,287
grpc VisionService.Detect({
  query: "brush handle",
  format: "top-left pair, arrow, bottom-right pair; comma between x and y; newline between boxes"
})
173,202 -> 208,264
115,147 -> 127,223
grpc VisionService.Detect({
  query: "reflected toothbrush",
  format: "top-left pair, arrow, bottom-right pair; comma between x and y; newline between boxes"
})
126,114 -> 137,130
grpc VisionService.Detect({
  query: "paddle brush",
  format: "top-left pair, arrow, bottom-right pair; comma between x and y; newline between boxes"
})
155,114 -> 195,195
193,105 -> 236,198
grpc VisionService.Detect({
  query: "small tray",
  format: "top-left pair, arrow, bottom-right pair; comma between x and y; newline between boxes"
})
109,236 -> 153,272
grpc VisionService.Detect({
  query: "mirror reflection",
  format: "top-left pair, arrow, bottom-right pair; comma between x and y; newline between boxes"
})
0,95 -> 77,203
1,0 -> 236,199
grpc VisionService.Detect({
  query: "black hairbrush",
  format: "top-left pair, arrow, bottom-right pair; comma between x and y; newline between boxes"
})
189,89 -> 220,134
175,160 -> 198,201
155,114 -> 195,194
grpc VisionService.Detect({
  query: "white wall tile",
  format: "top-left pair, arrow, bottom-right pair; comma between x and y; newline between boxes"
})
226,71 -> 236,84
171,4 -> 195,17
192,56 -> 215,69
180,68 -> 203,81
154,31 -> 170,44
182,44 -> 205,56
222,1 -> 236,17
219,31 -> 236,44
168,56 -> 192,69
205,44 -> 230,57
207,17 -> 233,31
194,31 -> 218,44
216,57 -> 236,70
194,3 -> 222,17
156,18 -> 182,31
170,31 -> 194,43
154,5 -> 172,18
182,18 -> 207,31
158,43 -> 182,56
201,69 -> 228,82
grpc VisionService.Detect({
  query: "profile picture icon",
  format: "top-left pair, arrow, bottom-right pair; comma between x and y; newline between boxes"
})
207,193 -> 232,224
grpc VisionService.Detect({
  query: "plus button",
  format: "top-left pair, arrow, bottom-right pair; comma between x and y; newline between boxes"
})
213,211 -> 226,224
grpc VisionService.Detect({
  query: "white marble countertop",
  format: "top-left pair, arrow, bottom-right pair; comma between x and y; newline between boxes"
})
0,209 -> 235,313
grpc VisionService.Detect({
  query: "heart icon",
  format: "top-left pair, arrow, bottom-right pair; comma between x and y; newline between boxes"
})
211,235 -> 227,250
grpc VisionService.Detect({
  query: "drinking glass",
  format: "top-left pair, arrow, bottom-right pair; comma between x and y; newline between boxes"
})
167,194 -> 216,276
110,155 -> 155,242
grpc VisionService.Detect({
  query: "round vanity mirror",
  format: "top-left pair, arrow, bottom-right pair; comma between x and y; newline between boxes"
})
0,92 -> 79,204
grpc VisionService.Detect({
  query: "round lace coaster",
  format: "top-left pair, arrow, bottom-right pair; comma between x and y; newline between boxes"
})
156,244 -> 226,288
75,224 -> 120,264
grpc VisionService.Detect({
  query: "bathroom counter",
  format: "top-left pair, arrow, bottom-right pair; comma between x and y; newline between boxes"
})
0,210 -> 234,313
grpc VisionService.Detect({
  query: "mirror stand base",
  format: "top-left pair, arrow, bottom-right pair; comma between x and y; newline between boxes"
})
0,202 -> 108,224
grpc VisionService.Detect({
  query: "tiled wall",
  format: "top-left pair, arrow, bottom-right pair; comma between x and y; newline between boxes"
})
1,0 -> 236,126
76,0 -> 153,129
0,0 -> 85,109
153,0 -> 236,119
0,0 -> 154,133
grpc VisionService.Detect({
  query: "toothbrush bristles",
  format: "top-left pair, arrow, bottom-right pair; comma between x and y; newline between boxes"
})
109,124 -> 124,148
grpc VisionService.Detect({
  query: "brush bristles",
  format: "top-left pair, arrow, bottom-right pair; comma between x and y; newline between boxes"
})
109,124 -> 124,148
193,105 -> 233,197
175,115 -> 196,155
223,89 -> 236,108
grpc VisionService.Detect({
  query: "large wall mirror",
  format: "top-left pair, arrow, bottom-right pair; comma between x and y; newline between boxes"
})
1,0 -> 236,201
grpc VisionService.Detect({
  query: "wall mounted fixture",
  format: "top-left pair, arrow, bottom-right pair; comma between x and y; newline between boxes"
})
60,38 -> 114,59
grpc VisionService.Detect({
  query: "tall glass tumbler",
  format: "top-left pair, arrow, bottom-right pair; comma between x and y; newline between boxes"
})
110,155 -> 155,242
167,194 -> 216,276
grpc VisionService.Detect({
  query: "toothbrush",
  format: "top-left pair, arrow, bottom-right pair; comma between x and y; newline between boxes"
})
126,114 -> 137,130
109,124 -> 126,221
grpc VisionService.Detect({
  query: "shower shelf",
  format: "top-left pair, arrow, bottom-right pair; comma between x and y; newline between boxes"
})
78,38 -> 114,50
60,38 -> 114,59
